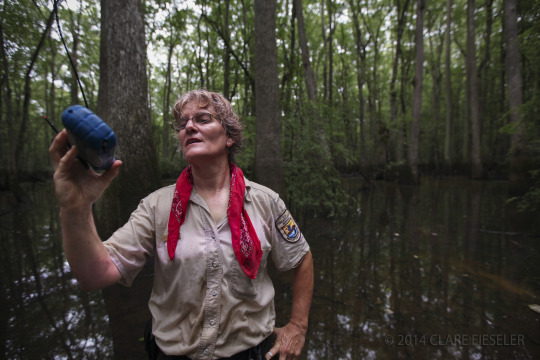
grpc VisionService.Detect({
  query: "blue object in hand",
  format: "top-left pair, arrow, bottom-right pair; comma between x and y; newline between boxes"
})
61,105 -> 117,171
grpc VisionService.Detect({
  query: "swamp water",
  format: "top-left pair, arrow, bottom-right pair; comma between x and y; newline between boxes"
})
1,178 -> 539,359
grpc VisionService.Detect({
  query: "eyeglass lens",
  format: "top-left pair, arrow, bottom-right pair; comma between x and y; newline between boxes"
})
174,112 -> 214,131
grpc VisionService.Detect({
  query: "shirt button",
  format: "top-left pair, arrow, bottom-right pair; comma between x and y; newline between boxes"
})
212,261 -> 217,268
204,348 -> 209,355
211,289 -> 218,296
209,319 -> 216,326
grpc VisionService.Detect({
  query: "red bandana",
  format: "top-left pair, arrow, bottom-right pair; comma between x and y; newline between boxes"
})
167,164 -> 262,279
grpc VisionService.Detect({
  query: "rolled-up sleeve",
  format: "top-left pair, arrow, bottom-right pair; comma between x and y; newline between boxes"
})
103,187 -> 172,286
270,197 -> 310,272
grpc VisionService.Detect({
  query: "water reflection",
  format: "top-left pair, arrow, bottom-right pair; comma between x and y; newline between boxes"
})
0,181 -> 113,359
288,178 -> 540,360
1,178 -> 539,359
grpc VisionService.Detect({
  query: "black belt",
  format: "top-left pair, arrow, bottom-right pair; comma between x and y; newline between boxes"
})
159,338 -> 272,360
161,346 -> 255,360
145,320 -> 274,360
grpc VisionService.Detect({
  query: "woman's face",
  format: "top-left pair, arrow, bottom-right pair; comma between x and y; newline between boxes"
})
178,101 -> 233,164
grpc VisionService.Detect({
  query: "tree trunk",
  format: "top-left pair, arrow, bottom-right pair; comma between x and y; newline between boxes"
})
326,0 -> 334,104
97,1 -> 160,358
444,0 -> 452,171
162,33 -> 175,159
358,54 -> 367,166
348,0 -> 370,166
46,33 -> 59,168
0,21 -> 15,189
389,0 -> 410,164
428,32 -> 443,170
294,0 -> 316,101
504,0 -> 528,184
295,0 -> 331,169
223,0 -> 231,99
205,29 -> 211,89
480,0 -> 493,163
406,0 -> 425,185
280,0 -> 296,109
321,0 -> 328,102
196,14 -> 205,89
96,0 -> 160,236
46,35 -> 58,132
240,0 -> 253,116
366,16 -> 384,167
467,0 -> 483,179
399,51 -> 411,166
254,0 -> 284,193
68,7 -> 81,105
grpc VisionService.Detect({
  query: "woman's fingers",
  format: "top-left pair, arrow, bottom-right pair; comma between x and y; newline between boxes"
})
265,327 -> 283,359
265,342 -> 279,359
266,324 -> 305,360
49,129 -> 122,210
49,129 -> 70,169
99,160 -> 123,187
60,145 -> 79,169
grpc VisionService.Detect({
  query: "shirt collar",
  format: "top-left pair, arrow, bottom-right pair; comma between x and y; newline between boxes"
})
244,176 -> 253,202
188,175 -> 253,204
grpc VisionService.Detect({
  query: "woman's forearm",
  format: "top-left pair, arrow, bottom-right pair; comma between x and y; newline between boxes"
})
290,250 -> 314,331
60,206 -> 121,291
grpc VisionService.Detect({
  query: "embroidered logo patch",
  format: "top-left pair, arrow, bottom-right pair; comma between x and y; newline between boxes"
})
276,210 -> 301,243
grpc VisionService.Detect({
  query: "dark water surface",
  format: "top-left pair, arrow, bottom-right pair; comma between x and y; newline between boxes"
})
1,178 -> 539,359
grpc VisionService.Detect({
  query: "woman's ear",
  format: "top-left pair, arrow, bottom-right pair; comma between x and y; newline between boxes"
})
226,138 -> 234,148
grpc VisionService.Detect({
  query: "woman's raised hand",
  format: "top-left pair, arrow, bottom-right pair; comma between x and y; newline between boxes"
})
49,129 -> 122,210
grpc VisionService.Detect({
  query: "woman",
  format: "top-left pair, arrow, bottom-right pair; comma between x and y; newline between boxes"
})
49,89 -> 313,360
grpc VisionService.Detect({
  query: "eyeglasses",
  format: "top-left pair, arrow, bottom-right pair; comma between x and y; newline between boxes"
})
170,112 -> 219,132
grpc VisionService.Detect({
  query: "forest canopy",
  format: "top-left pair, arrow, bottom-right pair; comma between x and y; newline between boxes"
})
1,0 -> 539,211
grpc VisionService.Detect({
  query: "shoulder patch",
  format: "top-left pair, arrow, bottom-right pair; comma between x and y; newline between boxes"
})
275,210 -> 301,243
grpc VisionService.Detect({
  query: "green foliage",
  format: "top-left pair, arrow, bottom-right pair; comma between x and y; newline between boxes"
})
284,147 -> 353,217
3,0 -> 540,211
513,170 -> 540,212
0,0 -> 100,180
159,154 -> 187,179
235,114 -> 256,176
509,94 -> 540,212
282,100 -> 353,216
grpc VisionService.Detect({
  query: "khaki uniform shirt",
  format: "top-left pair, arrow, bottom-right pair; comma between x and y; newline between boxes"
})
103,178 -> 310,359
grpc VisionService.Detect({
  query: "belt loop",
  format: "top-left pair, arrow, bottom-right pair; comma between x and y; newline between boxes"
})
248,344 -> 263,360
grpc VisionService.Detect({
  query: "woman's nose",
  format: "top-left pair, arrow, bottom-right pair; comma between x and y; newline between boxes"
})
184,118 -> 196,132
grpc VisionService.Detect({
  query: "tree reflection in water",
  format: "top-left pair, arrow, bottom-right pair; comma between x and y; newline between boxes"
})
0,181 -> 113,359
1,178 -> 539,359
273,178 -> 540,360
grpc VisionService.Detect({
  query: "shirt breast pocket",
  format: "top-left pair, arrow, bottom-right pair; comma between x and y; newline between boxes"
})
230,248 -> 269,300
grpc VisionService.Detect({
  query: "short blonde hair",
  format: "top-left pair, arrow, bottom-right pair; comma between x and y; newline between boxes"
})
173,89 -> 244,163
